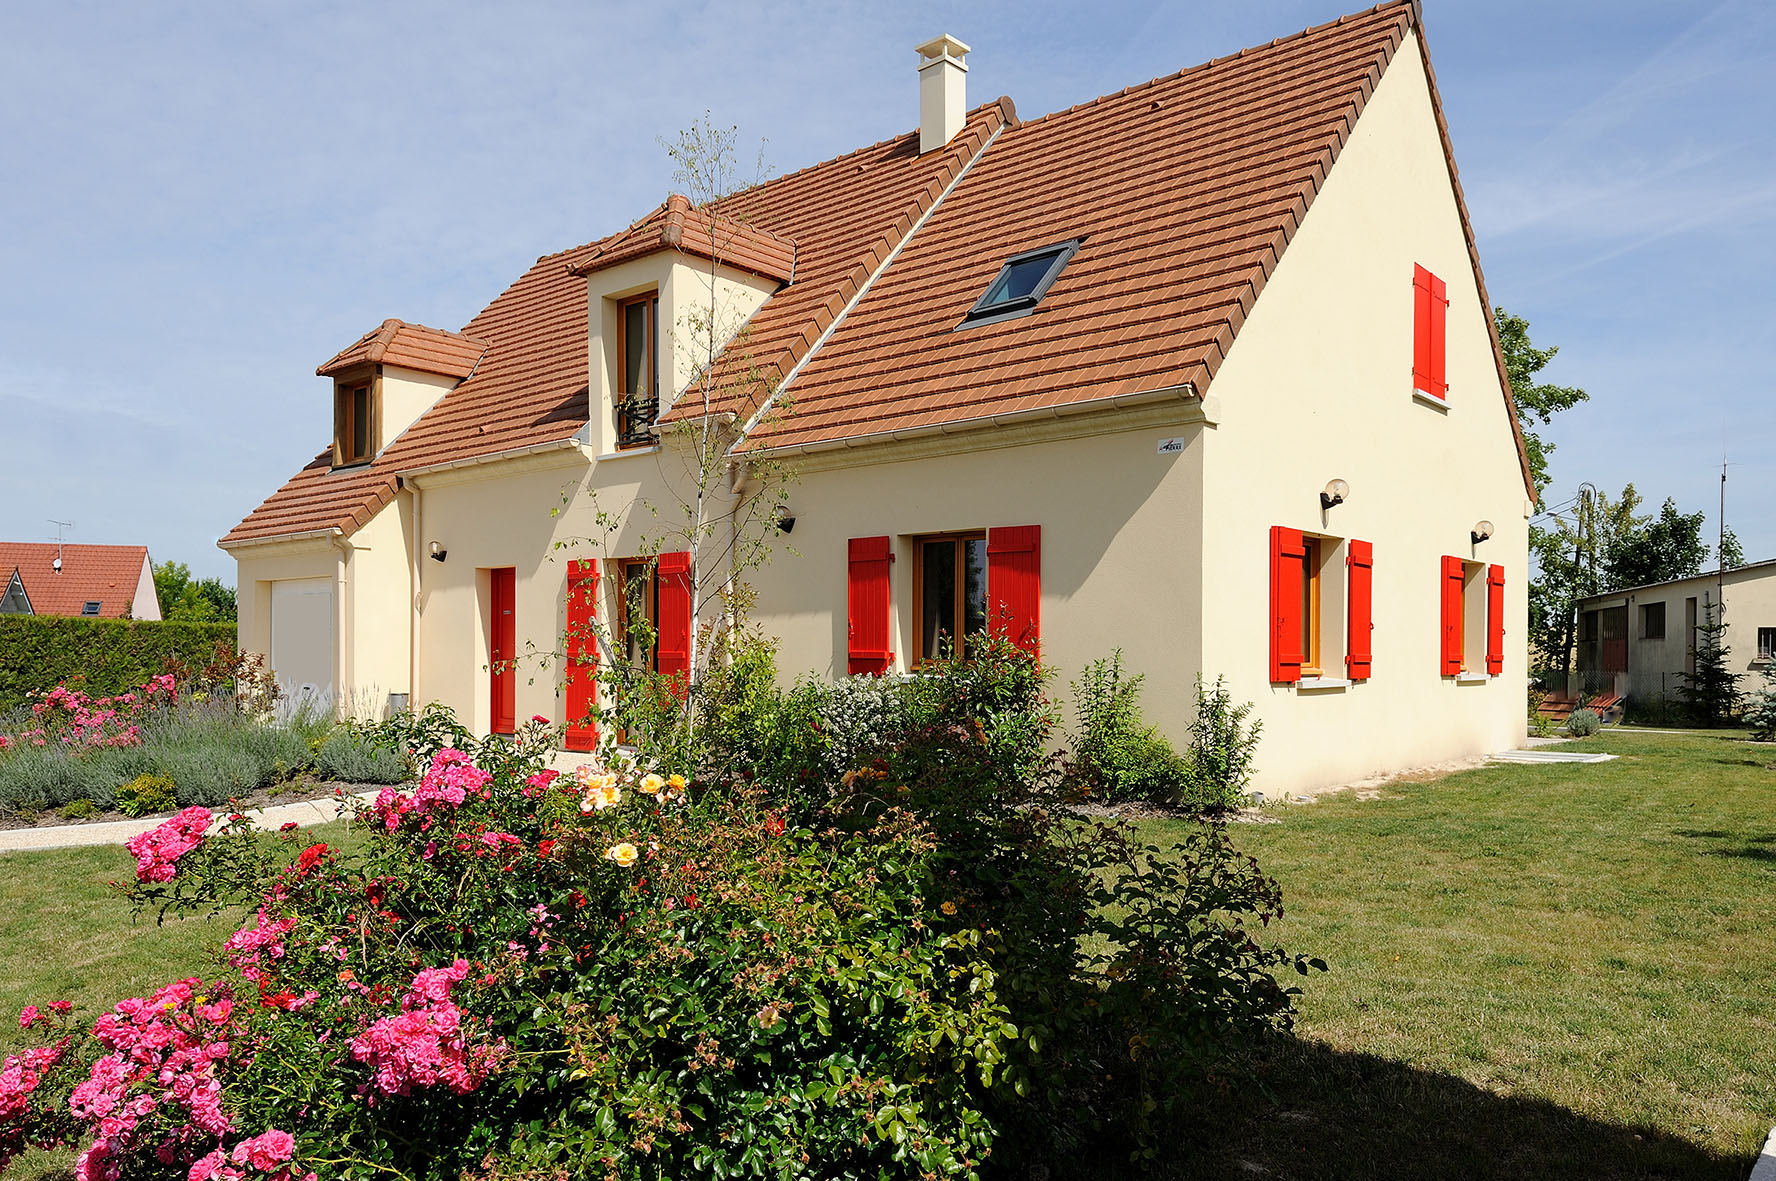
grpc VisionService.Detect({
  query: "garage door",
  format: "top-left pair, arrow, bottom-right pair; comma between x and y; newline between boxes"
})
270,578 -> 334,706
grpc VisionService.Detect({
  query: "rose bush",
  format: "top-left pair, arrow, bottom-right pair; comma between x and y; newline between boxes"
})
0,641 -> 1318,1178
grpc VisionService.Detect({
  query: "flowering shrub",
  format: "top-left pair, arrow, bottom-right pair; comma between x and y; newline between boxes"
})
1,644 -> 1316,1178
3,675 -> 177,752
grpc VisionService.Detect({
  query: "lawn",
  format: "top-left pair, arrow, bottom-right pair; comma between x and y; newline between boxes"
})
1143,728 -> 1776,1179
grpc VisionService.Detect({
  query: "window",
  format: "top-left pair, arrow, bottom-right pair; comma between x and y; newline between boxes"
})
615,558 -> 657,671
81,600 -> 101,616
1269,528 -> 1373,684
1412,263 -> 1448,401
1440,558 -> 1505,676
1641,601 -> 1666,640
616,294 -> 660,448
334,376 -> 374,465
960,239 -> 1082,328
1759,627 -> 1776,661
913,533 -> 987,663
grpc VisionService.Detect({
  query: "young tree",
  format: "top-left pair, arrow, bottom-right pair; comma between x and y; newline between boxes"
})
152,561 -> 238,622
556,114 -> 792,759
1677,597 -> 1740,727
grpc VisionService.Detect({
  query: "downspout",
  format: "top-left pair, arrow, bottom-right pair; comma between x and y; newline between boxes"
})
409,482 -> 422,712
331,535 -> 351,717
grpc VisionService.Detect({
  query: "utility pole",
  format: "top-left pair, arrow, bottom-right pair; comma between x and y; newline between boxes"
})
1718,457 -> 1727,623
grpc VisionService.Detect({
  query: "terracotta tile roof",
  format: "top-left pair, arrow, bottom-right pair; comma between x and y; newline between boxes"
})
732,1 -> 1535,497
570,194 -> 798,284
0,543 -> 151,619
737,4 -> 1412,450
223,104 -> 1011,546
316,319 -> 489,380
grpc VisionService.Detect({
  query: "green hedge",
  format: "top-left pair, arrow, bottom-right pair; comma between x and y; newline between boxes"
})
0,616 -> 237,713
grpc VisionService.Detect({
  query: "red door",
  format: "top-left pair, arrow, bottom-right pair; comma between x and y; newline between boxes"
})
490,568 -> 516,734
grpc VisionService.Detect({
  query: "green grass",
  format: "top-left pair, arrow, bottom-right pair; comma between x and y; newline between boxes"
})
0,820 -> 359,1181
1138,729 -> 1776,1179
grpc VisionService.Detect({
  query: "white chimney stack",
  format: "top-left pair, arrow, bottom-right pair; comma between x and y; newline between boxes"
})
916,34 -> 970,154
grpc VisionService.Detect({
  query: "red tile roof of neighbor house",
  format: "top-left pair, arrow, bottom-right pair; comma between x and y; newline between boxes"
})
224,0 -> 1532,547
0,543 -> 152,619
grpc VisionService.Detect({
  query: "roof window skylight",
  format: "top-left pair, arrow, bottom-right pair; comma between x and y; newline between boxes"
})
960,239 -> 1082,327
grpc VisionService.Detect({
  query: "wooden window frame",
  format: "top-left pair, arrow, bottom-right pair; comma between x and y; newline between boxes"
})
614,557 -> 657,672
1299,537 -> 1323,676
1641,601 -> 1666,640
911,530 -> 987,666
333,369 -> 379,467
1757,626 -> 1776,662
615,293 -> 660,449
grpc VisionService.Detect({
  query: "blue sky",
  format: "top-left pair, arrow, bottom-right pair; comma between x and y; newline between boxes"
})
2,0 -> 1770,580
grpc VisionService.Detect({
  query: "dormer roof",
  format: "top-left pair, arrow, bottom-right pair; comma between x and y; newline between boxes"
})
316,319 -> 489,380
569,194 -> 798,284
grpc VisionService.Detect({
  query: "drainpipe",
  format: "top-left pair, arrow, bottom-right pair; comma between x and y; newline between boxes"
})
331,535 -> 351,718
409,483 -> 423,712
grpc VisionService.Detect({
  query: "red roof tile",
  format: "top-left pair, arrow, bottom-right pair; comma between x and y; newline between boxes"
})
316,319 -> 489,380
0,543 -> 152,619
570,194 -> 798,284
224,1 -> 1533,547
223,104 -> 1011,546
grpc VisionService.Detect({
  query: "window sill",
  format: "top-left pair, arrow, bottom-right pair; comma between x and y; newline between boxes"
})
1297,676 -> 1350,692
1455,672 -> 1491,684
594,444 -> 663,462
1412,388 -> 1450,413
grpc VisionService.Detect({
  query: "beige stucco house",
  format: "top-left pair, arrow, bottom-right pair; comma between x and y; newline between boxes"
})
223,1 -> 1534,792
1573,561 -> 1776,709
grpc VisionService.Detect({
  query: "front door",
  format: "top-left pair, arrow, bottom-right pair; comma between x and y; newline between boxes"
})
490,568 -> 515,734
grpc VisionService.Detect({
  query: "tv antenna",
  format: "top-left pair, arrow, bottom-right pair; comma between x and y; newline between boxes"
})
47,519 -> 74,573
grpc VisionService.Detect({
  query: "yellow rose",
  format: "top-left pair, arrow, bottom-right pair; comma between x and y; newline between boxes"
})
605,842 -> 640,868
940,901 -> 958,916
639,772 -> 665,795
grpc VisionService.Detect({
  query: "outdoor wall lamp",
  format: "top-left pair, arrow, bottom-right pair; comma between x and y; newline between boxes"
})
1319,479 -> 1349,510
776,506 -> 797,535
429,541 -> 448,563
1471,520 -> 1494,545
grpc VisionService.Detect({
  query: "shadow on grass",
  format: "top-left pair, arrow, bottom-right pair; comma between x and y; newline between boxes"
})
1673,828 -> 1776,864
1033,1037 -> 1746,1181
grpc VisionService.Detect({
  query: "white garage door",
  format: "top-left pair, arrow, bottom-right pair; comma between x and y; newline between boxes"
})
270,578 -> 334,707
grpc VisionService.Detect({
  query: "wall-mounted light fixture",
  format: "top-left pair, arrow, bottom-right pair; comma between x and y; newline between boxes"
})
776,506 -> 797,535
428,541 -> 448,563
1471,520 -> 1494,545
1320,478 -> 1349,511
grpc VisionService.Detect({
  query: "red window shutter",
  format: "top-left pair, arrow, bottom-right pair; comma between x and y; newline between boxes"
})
1440,555 -> 1466,675
1346,539 -> 1373,680
986,525 -> 1041,656
564,559 -> 599,752
490,567 -> 516,734
1413,264 -> 1448,400
1269,526 -> 1305,683
846,536 -> 893,675
1486,563 -> 1506,675
655,551 -> 692,689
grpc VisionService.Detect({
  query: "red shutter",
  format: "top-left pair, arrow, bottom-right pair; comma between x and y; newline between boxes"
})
1440,555 -> 1465,675
846,536 -> 893,675
490,568 -> 516,734
1346,539 -> 1373,680
986,525 -> 1041,656
1486,563 -> 1506,676
655,551 -> 692,691
1413,264 -> 1448,400
564,560 -> 599,752
1269,526 -> 1305,683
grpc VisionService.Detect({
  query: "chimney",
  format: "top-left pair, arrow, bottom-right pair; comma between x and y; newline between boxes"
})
916,34 -> 970,154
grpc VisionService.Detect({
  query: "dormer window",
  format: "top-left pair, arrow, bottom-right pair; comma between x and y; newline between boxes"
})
81,600 -> 101,616
961,239 -> 1082,328
616,293 -> 660,449
334,373 -> 376,466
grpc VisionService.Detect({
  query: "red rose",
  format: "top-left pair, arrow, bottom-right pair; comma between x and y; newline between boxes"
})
295,843 -> 329,874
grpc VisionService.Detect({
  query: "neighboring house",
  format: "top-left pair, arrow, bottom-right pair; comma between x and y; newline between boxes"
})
1573,561 -> 1776,707
0,543 -> 161,620
223,1 -> 1533,792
